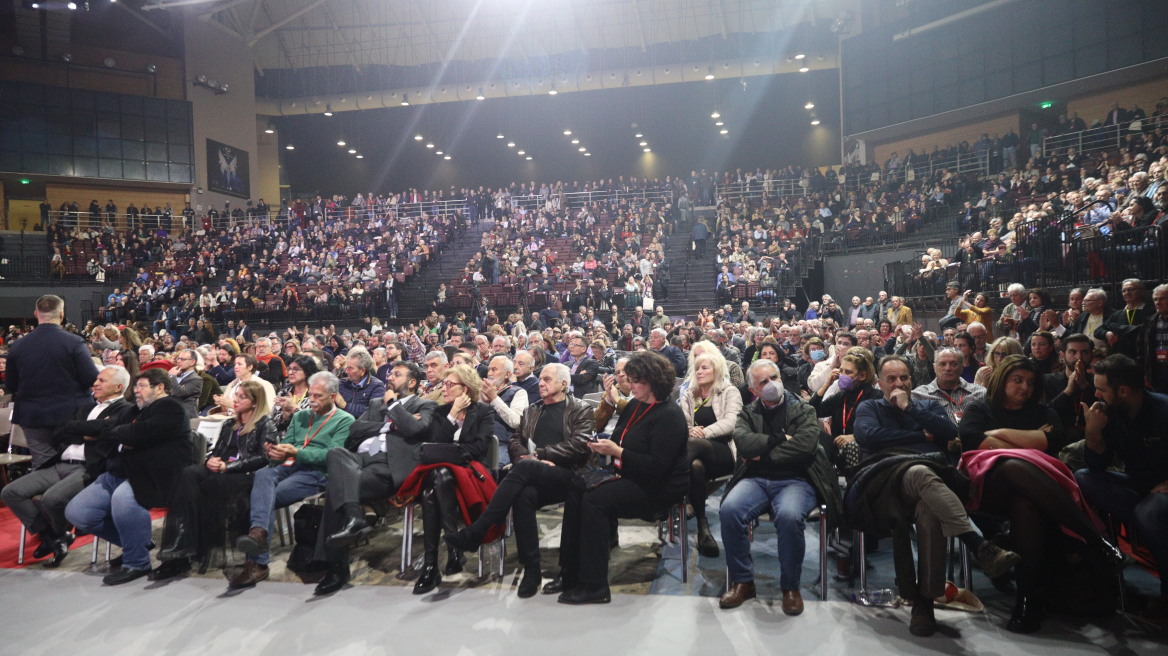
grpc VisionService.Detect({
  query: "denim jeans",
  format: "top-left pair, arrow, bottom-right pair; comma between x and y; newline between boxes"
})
65,473 -> 154,570
719,477 -> 816,590
247,463 -> 327,565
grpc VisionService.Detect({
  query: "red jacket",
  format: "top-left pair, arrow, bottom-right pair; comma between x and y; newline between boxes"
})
393,461 -> 504,543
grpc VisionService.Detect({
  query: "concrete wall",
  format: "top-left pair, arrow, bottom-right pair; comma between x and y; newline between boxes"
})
183,13 -> 259,215
823,246 -> 939,308
255,118 -> 281,208
0,286 -> 108,327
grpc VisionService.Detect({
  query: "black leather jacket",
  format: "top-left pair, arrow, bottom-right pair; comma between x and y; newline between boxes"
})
209,415 -> 277,474
508,395 -> 595,471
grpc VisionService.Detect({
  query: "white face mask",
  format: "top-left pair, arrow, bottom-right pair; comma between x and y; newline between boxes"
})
759,380 -> 785,404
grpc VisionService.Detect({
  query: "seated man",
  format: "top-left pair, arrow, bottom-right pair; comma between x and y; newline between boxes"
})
1077,354 -> 1168,614
233,371 -> 354,589
853,355 -> 1020,637
444,363 -> 593,598
2,366 -> 131,568
480,355 -> 529,469
911,347 -> 986,427
312,362 -> 437,595
335,348 -> 386,419
64,368 -> 194,584
718,359 -> 840,616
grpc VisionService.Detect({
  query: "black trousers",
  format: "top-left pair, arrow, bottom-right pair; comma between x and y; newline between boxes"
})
558,479 -> 679,586
421,468 -> 462,565
161,463 -> 254,558
315,448 -> 397,564
469,459 -> 575,567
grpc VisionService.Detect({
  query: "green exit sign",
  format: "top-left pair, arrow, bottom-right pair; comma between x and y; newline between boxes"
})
1039,101 -> 1054,109
19,178 -> 30,184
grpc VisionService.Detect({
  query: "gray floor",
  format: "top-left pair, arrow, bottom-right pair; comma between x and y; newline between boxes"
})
3,563 -> 1165,656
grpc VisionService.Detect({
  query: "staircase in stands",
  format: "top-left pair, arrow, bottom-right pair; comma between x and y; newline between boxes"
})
395,219 -> 495,322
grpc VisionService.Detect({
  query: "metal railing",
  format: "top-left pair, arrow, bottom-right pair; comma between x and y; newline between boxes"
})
1042,114 -> 1168,158
508,188 -> 675,213
40,198 -> 470,233
885,221 -> 1165,302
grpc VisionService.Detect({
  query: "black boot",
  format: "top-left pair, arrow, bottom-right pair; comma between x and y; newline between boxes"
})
518,563 -> 542,598
1007,595 -> 1044,633
414,563 -> 441,594
696,516 -> 719,558
158,518 -> 195,561
431,470 -> 466,575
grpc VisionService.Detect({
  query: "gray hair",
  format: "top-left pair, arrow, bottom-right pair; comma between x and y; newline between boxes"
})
1122,278 -> 1144,290
1085,287 -> 1107,302
347,347 -> 375,375
103,365 -> 132,392
542,362 -> 571,385
490,354 -> 514,375
256,337 -> 272,348
424,350 -> 448,364
650,328 -> 668,339
1007,283 -> 1026,295
1154,283 -> 1168,296
747,359 -> 781,381
308,371 -> 340,395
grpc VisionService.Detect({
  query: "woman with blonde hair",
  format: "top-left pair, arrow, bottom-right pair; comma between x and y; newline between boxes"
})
974,336 -> 1023,387
155,380 -> 276,577
679,347 -> 743,557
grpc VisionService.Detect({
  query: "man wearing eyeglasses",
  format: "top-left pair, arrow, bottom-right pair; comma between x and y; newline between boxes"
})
169,348 -> 204,419
1098,278 -> 1154,359
560,332 -> 600,397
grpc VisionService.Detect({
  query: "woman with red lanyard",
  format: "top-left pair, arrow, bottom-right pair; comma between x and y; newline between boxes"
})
958,355 -> 1122,633
808,349 -> 881,471
555,351 -> 688,605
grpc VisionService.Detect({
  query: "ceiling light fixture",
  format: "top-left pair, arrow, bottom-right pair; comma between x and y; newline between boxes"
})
710,111 -> 720,119
264,125 -> 274,134
798,66 -> 810,73
323,105 -> 333,116
584,152 -> 591,156
507,142 -> 515,147
643,148 -> 651,153
436,150 -> 443,155
476,88 -> 485,100
348,148 -> 357,154
705,66 -> 715,80
426,143 -> 435,148
719,129 -> 728,135
285,144 -> 295,150
563,129 -> 572,136
444,155 -> 451,160
805,101 -> 815,109
496,133 -> 504,139
414,134 -> 423,141
715,121 -> 724,126
525,156 -> 532,160
795,53 -> 806,60
571,139 -> 580,144
337,140 -> 346,146
400,94 -> 410,106
578,147 -> 586,152
517,150 -> 525,155
635,132 -> 643,138
811,118 -> 821,125
356,154 -> 364,159
639,141 -> 647,146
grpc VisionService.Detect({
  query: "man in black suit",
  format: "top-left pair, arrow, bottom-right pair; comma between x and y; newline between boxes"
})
561,332 -> 600,397
7,295 -> 100,468
314,361 -> 437,595
1,365 -> 132,568
64,368 -> 194,585
234,318 -> 254,343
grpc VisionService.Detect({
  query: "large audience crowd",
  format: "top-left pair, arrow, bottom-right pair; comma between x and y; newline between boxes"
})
1,99 -> 1165,640
0,269 -> 1163,636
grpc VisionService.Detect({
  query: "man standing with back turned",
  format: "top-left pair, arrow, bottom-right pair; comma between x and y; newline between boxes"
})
7,295 -> 99,468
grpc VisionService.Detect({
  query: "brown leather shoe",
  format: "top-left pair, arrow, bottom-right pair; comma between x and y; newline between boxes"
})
235,527 -> 270,556
781,589 -> 804,616
228,561 -> 269,589
719,581 -> 756,609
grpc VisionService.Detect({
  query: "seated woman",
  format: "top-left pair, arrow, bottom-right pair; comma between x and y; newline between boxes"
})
555,351 -> 689,604
270,355 -> 320,434
973,336 -> 1022,388
398,364 -> 492,595
679,348 -> 742,557
809,349 -> 880,471
958,355 -> 1122,633
154,381 -> 275,578
444,363 -> 594,598
212,354 -> 276,418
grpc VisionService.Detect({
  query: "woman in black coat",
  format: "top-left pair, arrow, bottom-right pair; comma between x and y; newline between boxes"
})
554,351 -> 689,604
413,364 -> 493,595
154,380 -> 275,577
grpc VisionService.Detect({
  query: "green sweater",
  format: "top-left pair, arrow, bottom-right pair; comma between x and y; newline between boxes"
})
281,407 -> 354,470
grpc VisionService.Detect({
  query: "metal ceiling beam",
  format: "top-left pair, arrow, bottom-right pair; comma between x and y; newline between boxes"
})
248,0 -> 329,47
112,1 -> 171,37
197,0 -> 253,21
142,0 -> 223,10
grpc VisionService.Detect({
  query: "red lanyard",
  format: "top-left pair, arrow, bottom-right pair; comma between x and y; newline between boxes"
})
840,391 -> 860,432
301,409 -> 336,449
937,389 -> 965,408
617,401 -> 657,445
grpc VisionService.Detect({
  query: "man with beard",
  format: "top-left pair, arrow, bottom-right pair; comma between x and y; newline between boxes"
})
312,362 -> 436,595
64,368 -> 193,584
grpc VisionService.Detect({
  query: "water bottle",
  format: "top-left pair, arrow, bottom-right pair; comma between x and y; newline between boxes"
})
853,588 -> 900,607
